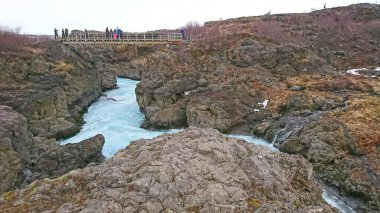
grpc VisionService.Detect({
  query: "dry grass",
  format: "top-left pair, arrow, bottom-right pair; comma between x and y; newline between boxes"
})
330,95 -> 380,155
0,25 -> 54,53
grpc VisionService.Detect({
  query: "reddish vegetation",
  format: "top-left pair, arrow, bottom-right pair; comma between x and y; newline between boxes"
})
0,25 -> 53,53
0,26 -> 26,52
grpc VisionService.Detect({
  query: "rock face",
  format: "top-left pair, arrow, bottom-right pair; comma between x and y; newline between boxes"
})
0,42 -> 116,192
0,105 -> 32,193
125,4 -> 380,211
0,128 -> 336,212
0,106 -> 105,194
0,42 -> 117,139
269,116 -> 380,212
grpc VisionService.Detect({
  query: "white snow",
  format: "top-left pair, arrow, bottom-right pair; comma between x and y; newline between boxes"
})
346,68 -> 367,75
254,109 -> 260,112
258,99 -> 269,108
184,91 -> 191,96
375,67 -> 380,71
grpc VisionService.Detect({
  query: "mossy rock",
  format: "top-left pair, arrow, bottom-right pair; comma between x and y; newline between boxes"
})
248,198 -> 262,209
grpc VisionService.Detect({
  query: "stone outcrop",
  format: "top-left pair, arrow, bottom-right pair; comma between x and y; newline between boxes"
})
0,128 -> 336,212
0,105 -> 105,194
0,42 -> 117,139
0,105 -> 32,193
124,4 -> 380,211
268,116 -> 380,211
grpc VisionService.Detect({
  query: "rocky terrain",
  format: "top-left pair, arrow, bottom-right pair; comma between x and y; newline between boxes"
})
0,42 -> 120,193
0,3 -> 379,212
0,128 -> 337,212
123,3 -> 380,211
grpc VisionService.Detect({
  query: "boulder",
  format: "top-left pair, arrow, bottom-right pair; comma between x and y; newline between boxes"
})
0,128 -> 336,212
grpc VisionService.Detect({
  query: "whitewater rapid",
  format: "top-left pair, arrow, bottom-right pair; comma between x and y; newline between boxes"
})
61,77 -> 353,213
60,78 -> 179,157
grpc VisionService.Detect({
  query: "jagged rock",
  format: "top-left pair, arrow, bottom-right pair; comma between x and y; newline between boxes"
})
0,42 -> 117,139
271,116 -> 380,212
0,128 -> 336,212
0,105 -> 105,194
0,105 -> 32,193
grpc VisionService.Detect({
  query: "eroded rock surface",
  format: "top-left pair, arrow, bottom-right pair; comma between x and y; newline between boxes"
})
0,128 -> 336,212
0,105 -> 105,194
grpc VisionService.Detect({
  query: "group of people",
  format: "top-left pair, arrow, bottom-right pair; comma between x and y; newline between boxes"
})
54,28 -> 69,40
106,27 -> 123,40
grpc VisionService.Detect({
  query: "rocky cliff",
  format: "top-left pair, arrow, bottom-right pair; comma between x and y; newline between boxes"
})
0,105 -> 104,194
123,4 -> 380,211
0,42 -> 120,193
0,128 -> 337,212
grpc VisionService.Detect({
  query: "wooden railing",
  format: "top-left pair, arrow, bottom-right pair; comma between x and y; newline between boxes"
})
59,32 -> 184,43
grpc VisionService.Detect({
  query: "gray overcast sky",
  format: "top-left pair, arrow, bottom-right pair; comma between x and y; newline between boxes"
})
0,0 -> 378,34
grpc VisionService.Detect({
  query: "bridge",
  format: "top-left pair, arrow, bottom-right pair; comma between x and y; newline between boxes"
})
60,32 -> 185,45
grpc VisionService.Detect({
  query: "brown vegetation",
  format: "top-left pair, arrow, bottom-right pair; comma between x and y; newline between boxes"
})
0,25 -> 53,53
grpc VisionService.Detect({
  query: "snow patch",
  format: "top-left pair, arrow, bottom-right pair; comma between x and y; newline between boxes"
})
254,109 -> 260,112
184,91 -> 191,96
258,100 -> 269,108
346,68 -> 367,75
375,67 -> 380,71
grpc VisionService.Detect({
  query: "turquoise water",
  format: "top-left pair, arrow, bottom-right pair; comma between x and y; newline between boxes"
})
60,77 -> 352,212
60,78 -> 180,158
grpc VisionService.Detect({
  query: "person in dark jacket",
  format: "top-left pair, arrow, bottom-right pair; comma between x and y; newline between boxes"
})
54,28 -> 58,40
65,28 -> 69,39
62,29 -> 65,39
180,27 -> 185,40
85,29 -> 88,40
106,27 -> 109,39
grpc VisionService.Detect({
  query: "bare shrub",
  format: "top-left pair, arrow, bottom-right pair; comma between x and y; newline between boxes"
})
255,21 -> 286,43
184,21 -> 203,39
0,25 -> 26,52
282,14 -> 312,26
0,25 -> 54,53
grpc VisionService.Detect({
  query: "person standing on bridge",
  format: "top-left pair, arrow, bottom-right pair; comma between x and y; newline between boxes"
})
85,29 -> 88,40
62,29 -> 65,39
65,28 -> 69,39
54,28 -> 58,40
180,27 -> 185,40
110,29 -> 113,40
106,27 -> 109,39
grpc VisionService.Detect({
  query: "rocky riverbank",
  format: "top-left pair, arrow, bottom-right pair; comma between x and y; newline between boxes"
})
0,128 -> 337,212
0,3 -> 379,212
126,4 -> 380,211
0,42 -> 120,193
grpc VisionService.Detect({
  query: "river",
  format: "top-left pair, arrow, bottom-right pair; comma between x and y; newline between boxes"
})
61,77 -> 354,212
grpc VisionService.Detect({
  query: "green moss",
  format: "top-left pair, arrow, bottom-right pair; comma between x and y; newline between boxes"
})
292,199 -> 302,210
25,181 -> 39,198
248,198 -> 262,209
2,191 -> 16,201
186,205 -> 201,213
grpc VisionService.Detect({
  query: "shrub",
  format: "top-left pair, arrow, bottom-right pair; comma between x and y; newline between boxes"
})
0,25 -> 53,53
0,25 -> 26,52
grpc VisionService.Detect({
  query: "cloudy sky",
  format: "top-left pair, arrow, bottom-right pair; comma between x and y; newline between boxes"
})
0,0 -> 378,34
